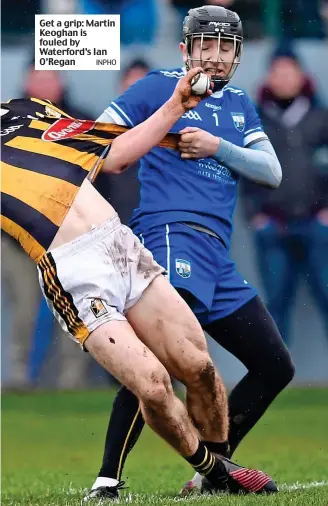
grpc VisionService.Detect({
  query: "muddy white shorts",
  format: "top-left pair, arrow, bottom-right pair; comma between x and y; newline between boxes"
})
37,215 -> 165,347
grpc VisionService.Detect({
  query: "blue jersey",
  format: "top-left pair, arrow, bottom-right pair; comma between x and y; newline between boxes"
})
104,67 -> 266,247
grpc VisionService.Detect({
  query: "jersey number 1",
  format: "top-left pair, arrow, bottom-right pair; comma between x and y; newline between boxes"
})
212,112 -> 219,127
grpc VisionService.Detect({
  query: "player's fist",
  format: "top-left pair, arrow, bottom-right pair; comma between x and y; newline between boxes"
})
172,68 -> 212,111
178,127 -> 220,159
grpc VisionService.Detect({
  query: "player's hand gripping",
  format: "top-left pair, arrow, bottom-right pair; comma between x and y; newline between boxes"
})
172,67 -> 212,112
178,127 -> 220,159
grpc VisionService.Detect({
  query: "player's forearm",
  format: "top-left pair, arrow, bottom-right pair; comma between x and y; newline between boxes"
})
214,138 -> 282,188
103,99 -> 184,173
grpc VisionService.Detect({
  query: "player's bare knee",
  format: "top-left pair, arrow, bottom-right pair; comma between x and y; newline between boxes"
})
184,352 -> 217,393
138,366 -> 173,412
197,357 -> 217,393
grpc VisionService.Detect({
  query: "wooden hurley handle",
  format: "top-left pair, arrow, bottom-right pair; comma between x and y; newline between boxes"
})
157,132 -> 180,150
95,122 -> 180,150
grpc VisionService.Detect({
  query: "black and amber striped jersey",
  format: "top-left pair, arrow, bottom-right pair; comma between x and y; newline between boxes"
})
1,98 -> 179,263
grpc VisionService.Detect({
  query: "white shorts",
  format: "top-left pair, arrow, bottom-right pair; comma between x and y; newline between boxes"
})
37,215 -> 165,347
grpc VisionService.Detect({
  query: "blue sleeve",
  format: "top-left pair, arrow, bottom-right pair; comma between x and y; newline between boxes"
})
242,94 -> 268,147
103,73 -> 161,127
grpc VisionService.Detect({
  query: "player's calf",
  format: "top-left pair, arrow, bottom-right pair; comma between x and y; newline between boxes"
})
175,349 -> 229,444
138,369 -> 200,457
183,355 -> 229,448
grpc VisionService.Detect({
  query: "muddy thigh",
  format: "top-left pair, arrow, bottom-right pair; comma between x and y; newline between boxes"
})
126,274 -> 209,382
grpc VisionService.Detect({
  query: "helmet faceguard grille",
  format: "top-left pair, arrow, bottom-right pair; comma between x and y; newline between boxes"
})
185,32 -> 243,92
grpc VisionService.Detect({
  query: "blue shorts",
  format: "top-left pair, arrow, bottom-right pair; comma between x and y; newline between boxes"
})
138,223 -> 257,326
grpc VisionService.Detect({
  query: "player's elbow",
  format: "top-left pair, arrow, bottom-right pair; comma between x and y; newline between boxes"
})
262,156 -> 282,189
102,142 -> 129,174
103,159 -> 129,174
268,159 -> 282,189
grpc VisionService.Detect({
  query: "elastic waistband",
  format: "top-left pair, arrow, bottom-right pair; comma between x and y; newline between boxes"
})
182,222 -> 226,246
42,214 -> 121,263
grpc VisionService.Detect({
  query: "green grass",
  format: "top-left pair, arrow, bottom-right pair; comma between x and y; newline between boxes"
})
2,388 -> 328,505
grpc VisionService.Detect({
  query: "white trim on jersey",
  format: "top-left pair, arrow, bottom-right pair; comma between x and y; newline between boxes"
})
165,224 -> 171,281
110,102 -> 134,127
160,70 -> 184,79
161,69 -> 184,74
97,107 -> 128,126
224,86 -> 244,96
212,86 -> 244,99
244,126 -> 263,136
244,131 -> 268,147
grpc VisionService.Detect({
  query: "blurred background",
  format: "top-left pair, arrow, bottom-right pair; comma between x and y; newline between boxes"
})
1,0 -> 328,391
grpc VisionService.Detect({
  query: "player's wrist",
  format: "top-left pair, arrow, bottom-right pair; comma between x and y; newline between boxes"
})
210,136 -> 221,156
166,96 -> 187,117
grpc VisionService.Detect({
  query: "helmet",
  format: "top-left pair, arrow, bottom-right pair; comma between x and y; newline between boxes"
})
183,5 -> 243,92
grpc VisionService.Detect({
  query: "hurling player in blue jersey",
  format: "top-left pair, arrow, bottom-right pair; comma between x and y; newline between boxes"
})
84,5 -> 295,502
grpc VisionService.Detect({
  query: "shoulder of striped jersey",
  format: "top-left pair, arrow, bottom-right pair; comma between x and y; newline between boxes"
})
157,68 -> 185,80
223,86 -> 245,96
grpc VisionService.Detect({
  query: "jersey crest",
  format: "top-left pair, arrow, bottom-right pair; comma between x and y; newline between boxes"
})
231,112 -> 245,132
176,258 -> 191,278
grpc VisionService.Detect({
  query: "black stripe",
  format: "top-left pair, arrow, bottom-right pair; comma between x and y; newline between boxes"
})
38,256 -> 77,334
245,136 -> 268,148
1,144 -> 86,186
42,253 -> 85,335
1,98 -> 73,124
55,138 -> 106,155
90,126 -> 120,140
29,117 -> 54,126
26,124 -> 60,139
1,99 -> 48,122
39,258 -> 77,334
1,193 -> 58,249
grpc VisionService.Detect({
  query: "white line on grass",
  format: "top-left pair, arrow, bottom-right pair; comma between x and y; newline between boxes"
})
280,480 -> 328,492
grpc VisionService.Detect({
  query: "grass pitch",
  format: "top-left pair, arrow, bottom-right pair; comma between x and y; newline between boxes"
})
2,387 -> 328,505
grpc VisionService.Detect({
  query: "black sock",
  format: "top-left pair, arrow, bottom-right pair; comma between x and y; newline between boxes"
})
185,441 -> 214,473
185,442 -> 226,481
203,440 -> 230,458
98,386 -> 145,480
